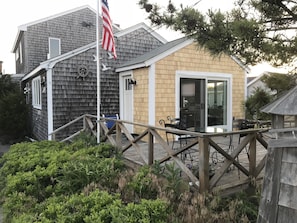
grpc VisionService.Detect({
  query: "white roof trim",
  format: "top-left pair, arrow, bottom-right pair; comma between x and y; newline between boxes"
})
116,39 -> 193,73
22,42 -> 96,81
116,22 -> 167,44
230,55 -> 250,74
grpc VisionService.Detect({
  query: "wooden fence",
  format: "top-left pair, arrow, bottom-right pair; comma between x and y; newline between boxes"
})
50,115 -> 269,194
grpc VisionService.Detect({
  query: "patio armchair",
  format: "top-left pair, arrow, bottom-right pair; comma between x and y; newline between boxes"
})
102,114 -> 119,130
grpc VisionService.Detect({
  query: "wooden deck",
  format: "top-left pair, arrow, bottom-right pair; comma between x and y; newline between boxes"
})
98,118 -> 269,195
121,131 -> 268,195
50,114 -> 270,195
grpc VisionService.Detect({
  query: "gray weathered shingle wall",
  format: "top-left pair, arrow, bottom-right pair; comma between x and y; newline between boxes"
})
18,7 -> 97,74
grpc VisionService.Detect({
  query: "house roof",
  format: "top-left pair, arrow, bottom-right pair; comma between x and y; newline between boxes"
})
22,22 -> 166,81
116,37 -> 249,73
116,22 -> 167,44
12,5 -> 120,53
116,37 -> 192,72
261,85 -> 297,115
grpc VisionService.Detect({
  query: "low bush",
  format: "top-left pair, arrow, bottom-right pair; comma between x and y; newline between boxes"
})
0,135 -> 260,222
0,75 -> 28,142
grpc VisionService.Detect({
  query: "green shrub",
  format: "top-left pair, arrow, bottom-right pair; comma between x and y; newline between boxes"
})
126,165 -> 160,201
0,75 -> 28,141
0,140 -> 126,222
0,139 -> 260,223
10,190 -> 168,223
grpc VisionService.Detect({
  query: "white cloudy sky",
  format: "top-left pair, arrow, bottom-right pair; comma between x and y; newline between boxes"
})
0,0 -> 281,74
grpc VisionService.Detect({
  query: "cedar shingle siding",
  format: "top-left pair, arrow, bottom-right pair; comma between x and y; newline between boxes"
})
17,6 -> 164,140
17,8 -> 97,75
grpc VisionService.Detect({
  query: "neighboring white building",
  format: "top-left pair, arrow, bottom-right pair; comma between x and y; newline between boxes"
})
247,71 -> 285,97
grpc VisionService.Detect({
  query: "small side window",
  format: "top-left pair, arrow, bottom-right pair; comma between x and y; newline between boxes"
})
32,76 -> 42,109
48,37 -> 61,59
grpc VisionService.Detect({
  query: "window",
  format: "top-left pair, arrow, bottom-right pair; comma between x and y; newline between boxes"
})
48,37 -> 61,59
19,42 -> 23,64
32,76 -> 42,109
15,42 -> 23,64
177,72 -> 231,131
207,80 -> 228,126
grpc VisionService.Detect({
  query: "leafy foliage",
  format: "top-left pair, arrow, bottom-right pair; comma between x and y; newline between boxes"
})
261,72 -> 296,95
0,136 -> 260,222
0,75 -> 28,142
245,88 -> 273,120
138,0 -> 297,66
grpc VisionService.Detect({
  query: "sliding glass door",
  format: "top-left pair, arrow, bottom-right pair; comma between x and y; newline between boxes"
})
179,77 -> 229,132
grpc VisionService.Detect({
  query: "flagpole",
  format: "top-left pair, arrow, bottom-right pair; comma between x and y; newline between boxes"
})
96,0 -> 101,144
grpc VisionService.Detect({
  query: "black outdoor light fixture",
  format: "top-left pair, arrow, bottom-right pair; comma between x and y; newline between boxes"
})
128,78 -> 137,85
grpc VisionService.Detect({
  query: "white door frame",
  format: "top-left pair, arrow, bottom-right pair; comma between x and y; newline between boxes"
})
119,71 -> 134,132
176,71 -> 233,131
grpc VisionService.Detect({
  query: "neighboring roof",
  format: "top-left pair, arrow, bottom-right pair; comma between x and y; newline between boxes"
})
247,72 -> 267,88
116,22 -> 167,44
247,71 -> 287,88
261,85 -> 297,115
116,37 -> 249,73
247,76 -> 257,84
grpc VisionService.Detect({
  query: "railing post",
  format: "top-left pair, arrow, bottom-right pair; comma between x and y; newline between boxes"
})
199,136 -> 210,193
116,121 -> 122,150
83,114 -> 86,130
148,130 -> 154,165
249,132 -> 257,178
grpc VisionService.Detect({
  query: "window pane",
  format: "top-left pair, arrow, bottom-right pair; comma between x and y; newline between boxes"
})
49,38 -> 60,58
207,80 -> 227,126
32,77 -> 42,109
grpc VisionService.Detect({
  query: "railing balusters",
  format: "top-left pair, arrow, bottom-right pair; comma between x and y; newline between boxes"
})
116,121 -> 121,150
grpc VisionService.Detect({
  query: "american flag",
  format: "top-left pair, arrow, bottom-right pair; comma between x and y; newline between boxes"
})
101,0 -> 117,59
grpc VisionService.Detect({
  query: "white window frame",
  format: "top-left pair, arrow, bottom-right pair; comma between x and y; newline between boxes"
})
48,37 -> 61,59
19,42 -> 23,64
176,71 -> 233,131
15,42 -> 23,64
32,76 -> 42,109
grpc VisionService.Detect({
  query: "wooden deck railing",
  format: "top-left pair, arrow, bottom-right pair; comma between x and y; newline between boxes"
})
50,115 -> 269,194
49,114 -> 97,141
99,118 -> 269,194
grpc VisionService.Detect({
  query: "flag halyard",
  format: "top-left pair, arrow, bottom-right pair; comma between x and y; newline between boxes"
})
101,0 -> 117,59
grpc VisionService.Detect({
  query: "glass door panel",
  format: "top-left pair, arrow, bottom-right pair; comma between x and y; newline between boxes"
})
207,80 -> 227,126
180,78 -> 205,132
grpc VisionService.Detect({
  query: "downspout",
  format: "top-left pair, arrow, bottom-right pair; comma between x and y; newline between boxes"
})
46,68 -> 53,140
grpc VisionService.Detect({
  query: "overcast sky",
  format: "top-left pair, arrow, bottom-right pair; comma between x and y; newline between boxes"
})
0,0 -> 282,75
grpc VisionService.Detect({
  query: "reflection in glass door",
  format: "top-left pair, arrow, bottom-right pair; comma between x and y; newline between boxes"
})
207,80 -> 227,126
180,78 -> 205,132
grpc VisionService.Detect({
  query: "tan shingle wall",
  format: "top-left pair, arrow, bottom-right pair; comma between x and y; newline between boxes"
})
155,43 -> 245,126
133,68 -> 149,133
133,42 -> 246,131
